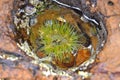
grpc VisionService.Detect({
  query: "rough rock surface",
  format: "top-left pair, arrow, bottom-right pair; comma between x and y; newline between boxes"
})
0,0 -> 18,52
90,0 -> 120,80
0,0 -> 120,80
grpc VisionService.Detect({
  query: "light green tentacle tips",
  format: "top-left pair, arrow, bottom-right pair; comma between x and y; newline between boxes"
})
38,20 -> 81,61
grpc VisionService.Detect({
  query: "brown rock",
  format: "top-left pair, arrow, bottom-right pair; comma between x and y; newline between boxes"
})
90,0 -> 120,80
97,0 -> 120,17
75,49 -> 91,66
0,0 -> 120,80
0,0 -> 20,53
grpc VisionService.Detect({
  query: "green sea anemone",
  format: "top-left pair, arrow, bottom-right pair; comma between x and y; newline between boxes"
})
38,20 -> 82,61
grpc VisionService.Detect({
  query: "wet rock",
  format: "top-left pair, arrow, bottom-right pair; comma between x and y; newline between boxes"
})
0,0 -> 120,80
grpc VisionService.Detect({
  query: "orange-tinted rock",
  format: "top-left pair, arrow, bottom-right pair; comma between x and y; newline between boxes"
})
75,49 -> 91,66
0,0 -> 20,53
36,51 -> 46,58
0,0 -> 120,80
90,0 -> 120,80
97,0 -> 120,17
